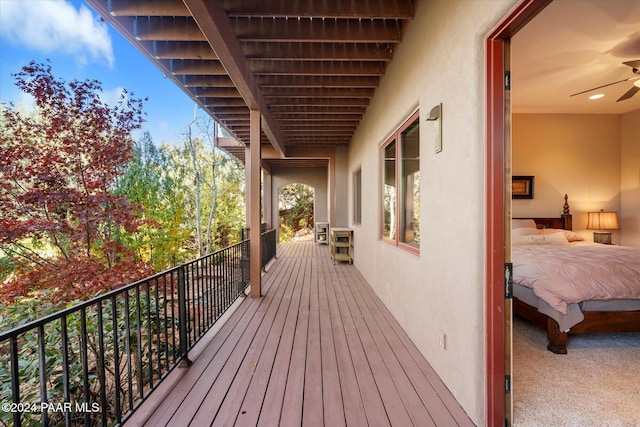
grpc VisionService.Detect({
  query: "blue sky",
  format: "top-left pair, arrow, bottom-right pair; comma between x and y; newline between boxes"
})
0,0 -> 202,146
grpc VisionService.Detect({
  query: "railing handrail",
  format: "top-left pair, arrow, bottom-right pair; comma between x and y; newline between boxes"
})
0,239 -> 249,341
0,232 -> 277,426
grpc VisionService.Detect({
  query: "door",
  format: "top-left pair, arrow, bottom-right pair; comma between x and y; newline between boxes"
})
485,1 -> 552,426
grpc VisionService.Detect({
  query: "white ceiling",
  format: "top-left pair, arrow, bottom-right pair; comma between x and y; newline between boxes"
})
512,0 -> 640,114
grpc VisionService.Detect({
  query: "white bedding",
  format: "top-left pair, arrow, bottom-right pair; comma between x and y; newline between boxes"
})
512,241 -> 640,315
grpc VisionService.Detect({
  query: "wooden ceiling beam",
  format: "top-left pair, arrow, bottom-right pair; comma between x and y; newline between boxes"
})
222,0 -> 414,19
193,87 -> 242,98
284,131 -> 354,136
216,114 -> 250,121
251,60 -> 386,76
201,98 -> 248,107
269,105 -> 366,114
209,107 -> 249,115
240,42 -> 393,61
273,113 -> 363,119
107,0 -> 190,17
152,41 -> 217,60
216,137 -> 244,149
271,105 -> 367,115
181,75 -> 235,87
267,98 -> 369,107
133,17 -> 205,41
279,123 -> 359,129
163,59 -> 227,75
183,0 -> 286,157
262,87 -> 374,98
256,75 -> 379,88
287,142 -> 350,147
231,18 -> 402,43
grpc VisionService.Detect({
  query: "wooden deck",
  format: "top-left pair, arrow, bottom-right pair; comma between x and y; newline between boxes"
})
126,242 -> 474,426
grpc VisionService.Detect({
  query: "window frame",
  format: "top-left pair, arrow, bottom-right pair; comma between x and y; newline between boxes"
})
380,109 -> 420,254
353,166 -> 362,225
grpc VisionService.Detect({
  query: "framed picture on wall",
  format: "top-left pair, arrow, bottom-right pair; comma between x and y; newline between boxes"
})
512,176 -> 534,199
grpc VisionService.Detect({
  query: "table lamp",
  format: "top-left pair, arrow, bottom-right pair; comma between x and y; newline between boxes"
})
586,210 -> 619,244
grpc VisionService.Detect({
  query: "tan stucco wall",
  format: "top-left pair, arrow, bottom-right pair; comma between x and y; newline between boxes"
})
345,1 -> 519,424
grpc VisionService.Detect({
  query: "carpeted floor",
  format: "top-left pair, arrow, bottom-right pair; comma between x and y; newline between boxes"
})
513,317 -> 640,427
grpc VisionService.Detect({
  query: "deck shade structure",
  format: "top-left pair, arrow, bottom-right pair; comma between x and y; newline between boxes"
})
86,0 -> 416,295
87,0 -> 415,161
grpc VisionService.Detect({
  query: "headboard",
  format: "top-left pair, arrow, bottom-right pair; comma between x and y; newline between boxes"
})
515,194 -> 573,231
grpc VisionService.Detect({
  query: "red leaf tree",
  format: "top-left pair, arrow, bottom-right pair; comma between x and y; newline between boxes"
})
0,61 -> 154,304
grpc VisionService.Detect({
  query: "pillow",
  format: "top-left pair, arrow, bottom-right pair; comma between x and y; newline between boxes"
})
512,232 -> 570,246
538,228 -> 585,242
512,219 -> 537,229
512,227 -> 540,237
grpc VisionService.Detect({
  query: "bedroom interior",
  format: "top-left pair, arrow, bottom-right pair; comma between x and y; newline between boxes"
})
510,0 -> 640,424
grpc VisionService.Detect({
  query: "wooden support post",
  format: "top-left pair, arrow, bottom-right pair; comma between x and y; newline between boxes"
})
249,110 -> 262,297
328,152 -> 335,226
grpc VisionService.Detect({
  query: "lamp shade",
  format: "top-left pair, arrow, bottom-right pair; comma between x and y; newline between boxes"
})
586,210 -> 619,230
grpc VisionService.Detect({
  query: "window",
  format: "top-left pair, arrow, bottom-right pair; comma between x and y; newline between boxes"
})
381,110 -> 420,252
353,167 -> 362,225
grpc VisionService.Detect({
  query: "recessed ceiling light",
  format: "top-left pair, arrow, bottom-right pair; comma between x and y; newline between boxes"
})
634,80 -> 640,88
589,94 -> 604,100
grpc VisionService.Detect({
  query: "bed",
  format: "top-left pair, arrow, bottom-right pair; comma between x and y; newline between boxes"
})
512,195 -> 640,354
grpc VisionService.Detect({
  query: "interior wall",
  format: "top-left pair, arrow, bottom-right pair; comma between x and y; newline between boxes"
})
621,109 -> 640,246
512,114 -> 623,242
345,1 -> 518,424
271,167 -> 328,241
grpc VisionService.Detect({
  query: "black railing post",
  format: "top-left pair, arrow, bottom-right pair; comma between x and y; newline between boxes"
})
0,241 -> 250,425
10,337 -> 20,427
177,265 -> 191,367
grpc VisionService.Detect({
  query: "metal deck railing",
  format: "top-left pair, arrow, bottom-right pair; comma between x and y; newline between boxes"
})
0,230 -> 276,426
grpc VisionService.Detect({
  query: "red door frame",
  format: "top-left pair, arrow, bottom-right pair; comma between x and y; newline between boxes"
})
485,1 -> 551,425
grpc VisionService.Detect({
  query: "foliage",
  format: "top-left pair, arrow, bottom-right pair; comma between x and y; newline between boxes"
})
278,183 -> 314,241
0,63 -> 252,426
0,285 -> 174,426
165,132 -> 245,255
115,131 -> 192,270
0,61 -> 151,305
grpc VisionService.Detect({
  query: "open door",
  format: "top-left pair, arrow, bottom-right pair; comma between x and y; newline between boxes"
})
485,1 -> 551,426
504,38 -> 514,427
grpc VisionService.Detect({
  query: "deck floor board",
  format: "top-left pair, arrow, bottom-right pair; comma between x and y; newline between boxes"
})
126,242 -> 474,427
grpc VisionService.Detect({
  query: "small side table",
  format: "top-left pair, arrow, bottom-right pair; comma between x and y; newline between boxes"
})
330,228 -> 353,264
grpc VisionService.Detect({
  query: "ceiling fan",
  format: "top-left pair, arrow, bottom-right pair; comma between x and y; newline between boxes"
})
570,60 -> 640,101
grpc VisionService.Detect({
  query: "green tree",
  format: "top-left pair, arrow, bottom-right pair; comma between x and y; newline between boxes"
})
115,131 -> 192,270
167,112 -> 246,255
279,184 -> 314,241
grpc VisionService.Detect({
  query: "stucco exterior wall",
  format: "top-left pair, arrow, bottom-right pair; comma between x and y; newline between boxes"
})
345,1 -> 519,424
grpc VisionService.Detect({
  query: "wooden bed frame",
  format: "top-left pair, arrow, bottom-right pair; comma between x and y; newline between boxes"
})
513,195 -> 640,354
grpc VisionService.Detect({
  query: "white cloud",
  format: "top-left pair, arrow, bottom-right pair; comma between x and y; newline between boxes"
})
100,86 -> 126,106
0,0 -> 114,67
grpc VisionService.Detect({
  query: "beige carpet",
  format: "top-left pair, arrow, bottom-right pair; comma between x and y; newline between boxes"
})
513,317 -> 640,427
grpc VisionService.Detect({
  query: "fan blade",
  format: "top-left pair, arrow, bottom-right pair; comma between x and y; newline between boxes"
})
623,60 -> 640,69
617,85 -> 640,102
570,77 -> 632,97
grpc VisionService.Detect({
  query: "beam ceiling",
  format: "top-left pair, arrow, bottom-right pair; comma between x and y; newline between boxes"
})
87,0 -> 415,166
